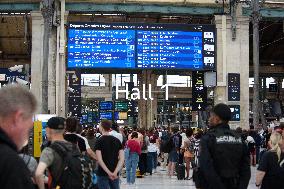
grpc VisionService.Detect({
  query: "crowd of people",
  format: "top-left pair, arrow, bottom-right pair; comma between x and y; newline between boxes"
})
1,85 -> 284,189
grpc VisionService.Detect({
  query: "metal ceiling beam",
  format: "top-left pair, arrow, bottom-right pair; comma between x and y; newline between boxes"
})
243,7 -> 284,18
65,3 -> 223,15
0,3 -> 40,12
0,3 -> 283,18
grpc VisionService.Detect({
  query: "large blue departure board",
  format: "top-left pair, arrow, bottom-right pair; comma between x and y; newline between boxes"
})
137,31 -> 202,69
68,29 -> 135,68
68,23 -> 215,70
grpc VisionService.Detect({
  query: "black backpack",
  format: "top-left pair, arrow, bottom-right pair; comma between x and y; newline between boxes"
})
141,136 -> 148,151
49,142 -> 94,189
161,136 -> 174,153
161,131 -> 170,141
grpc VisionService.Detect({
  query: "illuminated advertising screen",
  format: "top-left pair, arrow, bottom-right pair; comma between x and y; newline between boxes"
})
68,23 -> 215,70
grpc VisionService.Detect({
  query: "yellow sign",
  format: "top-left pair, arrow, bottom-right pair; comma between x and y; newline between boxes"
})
33,121 -> 42,158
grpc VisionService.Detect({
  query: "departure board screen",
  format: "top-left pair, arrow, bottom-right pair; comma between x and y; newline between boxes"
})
68,23 -> 216,70
137,31 -> 202,69
68,29 -> 135,68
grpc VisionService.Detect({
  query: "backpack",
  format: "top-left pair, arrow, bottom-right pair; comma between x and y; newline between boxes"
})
141,136 -> 148,151
161,131 -> 170,141
161,136 -> 174,153
172,133 -> 182,149
49,142 -> 94,189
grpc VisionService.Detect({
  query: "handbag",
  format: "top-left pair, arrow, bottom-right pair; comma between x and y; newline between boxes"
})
184,149 -> 194,158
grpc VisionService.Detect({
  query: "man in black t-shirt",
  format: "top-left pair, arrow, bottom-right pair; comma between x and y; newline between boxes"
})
94,120 -> 124,189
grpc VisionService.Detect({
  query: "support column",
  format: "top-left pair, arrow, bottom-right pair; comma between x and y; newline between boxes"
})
214,15 -> 250,129
103,74 -> 113,101
146,73 -> 158,129
138,71 -> 158,129
31,11 -> 44,113
55,6 -> 68,117
138,72 -> 147,128
48,28 -> 57,114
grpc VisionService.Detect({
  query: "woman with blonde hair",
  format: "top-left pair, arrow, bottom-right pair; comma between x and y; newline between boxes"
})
256,132 -> 284,189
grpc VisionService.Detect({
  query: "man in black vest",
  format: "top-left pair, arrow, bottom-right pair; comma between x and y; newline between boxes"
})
199,103 -> 251,189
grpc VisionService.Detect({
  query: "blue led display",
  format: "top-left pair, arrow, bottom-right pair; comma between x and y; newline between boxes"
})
99,101 -> 113,110
136,31 -> 203,69
99,112 -> 113,120
67,23 -> 215,70
68,29 -> 135,68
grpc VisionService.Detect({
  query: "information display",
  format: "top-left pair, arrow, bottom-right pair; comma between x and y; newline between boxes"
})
137,31 -> 203,69
99,101 -> 113,110
192,71 -> 207,111
229,105 -> 240,121
228,73 -> 240,101
115,101 -> 128,111
115,112 -> 128,120
68,23 -> 215,70
269,84 -> 278,92
99,112 -> 113,120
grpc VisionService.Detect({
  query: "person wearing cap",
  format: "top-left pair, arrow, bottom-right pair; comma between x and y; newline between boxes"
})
198,103 -> 251,189
35,117 -> 78,189
0,85 -> 37,189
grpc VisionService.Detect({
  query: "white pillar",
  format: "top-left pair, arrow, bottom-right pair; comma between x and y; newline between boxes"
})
55,10 -> 68,117
48,28 -> 57,114
103,74 -> 113,101
214,15 -> 250,129
30,11 -> 44,114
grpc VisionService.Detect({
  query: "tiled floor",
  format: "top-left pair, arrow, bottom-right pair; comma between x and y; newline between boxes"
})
121,166 -> 258,189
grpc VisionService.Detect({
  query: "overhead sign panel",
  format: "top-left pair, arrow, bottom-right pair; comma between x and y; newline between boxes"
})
229,105 -> 240,121
67,23 -> 216,70
228,73 -> 240,101
99,101 -> 113,111
115,101 -> 128,111
192,71 -> 207,111
99,111 -> 113,120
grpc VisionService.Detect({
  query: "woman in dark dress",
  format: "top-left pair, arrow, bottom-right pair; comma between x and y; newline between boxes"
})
256,132 -> 284,189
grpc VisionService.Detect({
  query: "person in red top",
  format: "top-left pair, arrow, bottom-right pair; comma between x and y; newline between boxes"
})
125,132 -> 141,185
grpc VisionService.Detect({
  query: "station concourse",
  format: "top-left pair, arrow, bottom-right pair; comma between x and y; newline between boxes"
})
0,0 -> 284,189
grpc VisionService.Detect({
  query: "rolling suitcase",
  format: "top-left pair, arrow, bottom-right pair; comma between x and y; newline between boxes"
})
177,164 -> 185,180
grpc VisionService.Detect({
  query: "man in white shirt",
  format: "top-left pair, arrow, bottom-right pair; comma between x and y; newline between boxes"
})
110,123 -> 123,143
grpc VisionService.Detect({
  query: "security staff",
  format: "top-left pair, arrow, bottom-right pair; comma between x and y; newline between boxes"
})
199,103 -> 251,189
